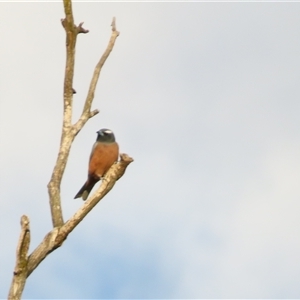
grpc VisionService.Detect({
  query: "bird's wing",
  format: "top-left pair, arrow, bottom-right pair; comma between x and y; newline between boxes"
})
89,141 -> 99,162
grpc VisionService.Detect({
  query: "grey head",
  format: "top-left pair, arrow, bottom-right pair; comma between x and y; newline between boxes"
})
96,128 -> 116,143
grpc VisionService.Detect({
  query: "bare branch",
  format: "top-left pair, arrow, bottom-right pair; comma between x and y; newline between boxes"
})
26,228 -> 60,277
48,2 -> 91,228
8,216 -> 30,300
74,17 -> 120,132
27,154 -> 133,277
47,134 -> 74,227
58,154 -> 134,236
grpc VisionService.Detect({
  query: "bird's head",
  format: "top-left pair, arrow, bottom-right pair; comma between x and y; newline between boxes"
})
96,128 -> 116,143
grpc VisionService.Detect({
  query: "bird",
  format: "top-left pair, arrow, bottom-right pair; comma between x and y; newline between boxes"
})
74,128 -> 119,200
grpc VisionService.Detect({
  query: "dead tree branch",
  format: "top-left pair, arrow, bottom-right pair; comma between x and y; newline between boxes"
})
48,0 -> 80,228
48,3 -> 118,228
73,17 -> 120,134
27,154 -> 133,277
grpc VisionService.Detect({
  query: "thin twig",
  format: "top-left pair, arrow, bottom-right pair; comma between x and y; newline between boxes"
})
77,22 -> 89,34
82,17 -> 119,115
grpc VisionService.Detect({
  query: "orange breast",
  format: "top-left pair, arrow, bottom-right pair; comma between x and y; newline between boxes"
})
88,142 -> 119,178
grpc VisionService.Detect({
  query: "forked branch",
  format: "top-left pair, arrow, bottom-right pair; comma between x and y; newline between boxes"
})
48,3 -> 119,228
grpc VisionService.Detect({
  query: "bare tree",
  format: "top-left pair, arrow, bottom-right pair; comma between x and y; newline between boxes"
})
8,1 -> 133,299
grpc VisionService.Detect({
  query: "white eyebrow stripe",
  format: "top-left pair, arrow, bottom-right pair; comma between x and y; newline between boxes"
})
104,129 -> 112,134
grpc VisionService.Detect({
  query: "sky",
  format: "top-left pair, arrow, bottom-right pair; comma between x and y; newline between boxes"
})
0,1 -> 300,299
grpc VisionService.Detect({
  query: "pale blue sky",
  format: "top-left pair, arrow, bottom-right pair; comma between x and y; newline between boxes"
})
1,2 -> 300,299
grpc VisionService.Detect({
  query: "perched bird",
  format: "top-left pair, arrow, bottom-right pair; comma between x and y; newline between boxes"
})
74,128 -> 119,200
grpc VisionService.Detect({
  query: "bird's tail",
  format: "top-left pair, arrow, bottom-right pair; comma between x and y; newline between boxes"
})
74,177 -> 99,200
